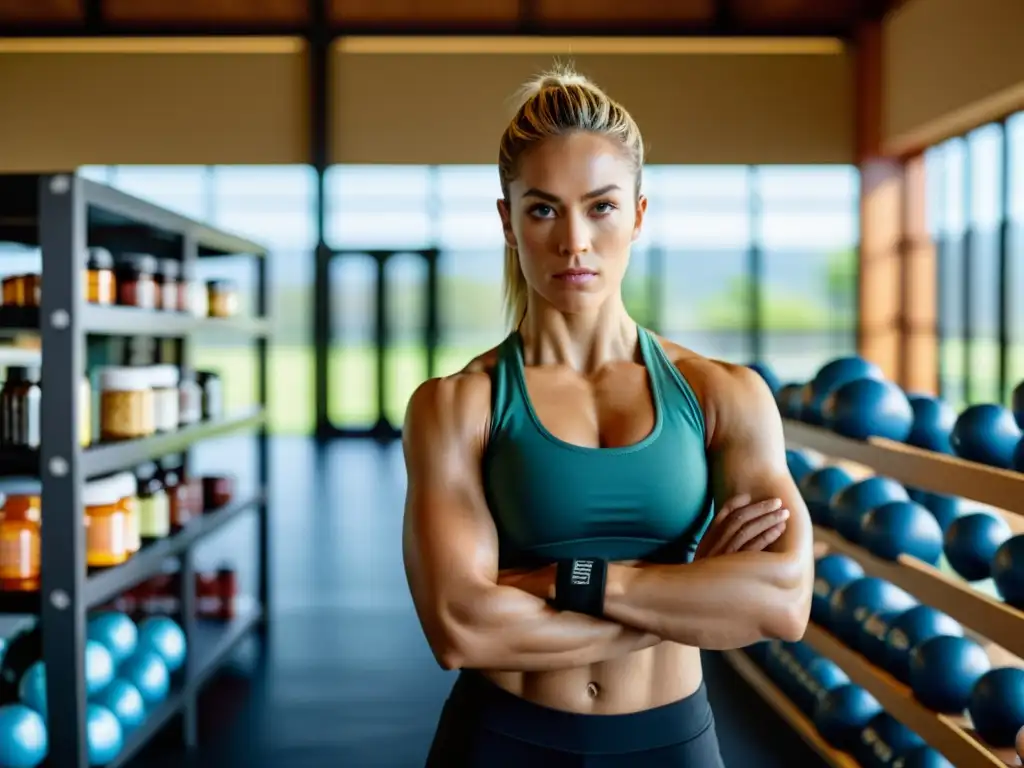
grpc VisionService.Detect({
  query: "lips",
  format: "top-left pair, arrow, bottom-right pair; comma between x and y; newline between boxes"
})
554,269 -> 597,278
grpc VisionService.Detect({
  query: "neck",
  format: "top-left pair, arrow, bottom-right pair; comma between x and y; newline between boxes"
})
518,293 -> 639,373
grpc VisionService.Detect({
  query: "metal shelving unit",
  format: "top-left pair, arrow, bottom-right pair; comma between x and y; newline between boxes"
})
0,172 -> 271,768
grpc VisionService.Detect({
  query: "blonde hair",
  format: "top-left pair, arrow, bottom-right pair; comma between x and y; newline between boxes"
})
497,64 -> 646,330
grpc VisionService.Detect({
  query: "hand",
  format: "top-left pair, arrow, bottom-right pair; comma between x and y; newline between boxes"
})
694,494 -> 789,560
497,564 -> 557,601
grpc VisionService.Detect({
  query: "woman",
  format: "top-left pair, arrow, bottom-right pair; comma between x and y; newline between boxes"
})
402,66 -> 814,767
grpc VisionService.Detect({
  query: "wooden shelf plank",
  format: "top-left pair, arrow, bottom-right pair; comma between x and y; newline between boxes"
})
784,420 -> 1024,516
813,527 -> 1024,659
721,650 -> 860,768
802,624 -> 1016,767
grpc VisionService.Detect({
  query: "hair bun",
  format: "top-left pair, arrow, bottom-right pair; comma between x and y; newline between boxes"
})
516,63 -> 596,105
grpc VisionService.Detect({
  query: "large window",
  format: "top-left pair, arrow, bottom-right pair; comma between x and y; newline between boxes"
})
929,114 -> 1023,409
44,163 -> 858,434
77,165 -> 316,435
322,163 -> 859,424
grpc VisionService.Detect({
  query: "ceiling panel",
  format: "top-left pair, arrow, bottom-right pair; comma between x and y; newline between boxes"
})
0,0 -> 81,24
330,0 -> 519,26
104,0 -> 308,26
731,0 -> 869,26
535,0 -> 716,27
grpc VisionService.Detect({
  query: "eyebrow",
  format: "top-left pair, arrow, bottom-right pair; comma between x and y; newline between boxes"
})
521,184 -> 621,203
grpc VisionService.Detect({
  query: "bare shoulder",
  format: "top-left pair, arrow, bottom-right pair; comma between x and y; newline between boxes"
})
648,334 -> 777,440
402,346 -> 500,458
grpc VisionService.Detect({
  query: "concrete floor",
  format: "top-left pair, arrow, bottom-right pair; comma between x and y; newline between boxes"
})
127,437 -> 826,767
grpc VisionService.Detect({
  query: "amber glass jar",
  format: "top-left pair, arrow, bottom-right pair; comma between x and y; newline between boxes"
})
206,280 -> 239,318
112,471 -> 141,555
156,260 -> 180,312
99,367 -> 155,441
161,454 -> 194,531
85,247 -> 116,305
0,488 -> 42,591
2,274 -> 42,308
115,254 -> 158,310
0,366 -> 42,449
84,477 -> 129,568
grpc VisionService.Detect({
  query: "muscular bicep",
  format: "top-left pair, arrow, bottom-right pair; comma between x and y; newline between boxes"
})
401,376 -> 499,662
708,367 -> 812,558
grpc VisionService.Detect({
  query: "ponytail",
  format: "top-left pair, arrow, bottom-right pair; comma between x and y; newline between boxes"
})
502,243 -> 528,330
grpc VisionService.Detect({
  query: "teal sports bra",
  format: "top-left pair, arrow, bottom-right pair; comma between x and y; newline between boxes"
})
483,327 -> 714,569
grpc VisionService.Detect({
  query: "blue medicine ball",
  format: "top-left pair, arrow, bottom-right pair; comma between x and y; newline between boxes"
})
943,512 -> 1012,582
799,467 -> 855,528
803,357 -> 885,426
860,500 -> 943,565
884,605 -> 963,684
909,635 -> 991,713
812,554 -> 865,627
814,684 -> 882,751
992,535 -> 1024,610
913,491 -> 968,533
906,394 -> 956,453
968,667 -> 1024,748
829,577 -> 915,646
776,383 -> 805,419
1013,438 -> 1024,472
823,378 -> 914,442
786,449 -> 823,485
830,476 -> 909,544
950,404 -> 1022,468
1011,380 -> 1024,429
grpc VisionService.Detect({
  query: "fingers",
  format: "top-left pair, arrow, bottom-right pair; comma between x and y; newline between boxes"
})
706,500 -> 788,558
738,521 -> 788,553
722,512 -> 789,554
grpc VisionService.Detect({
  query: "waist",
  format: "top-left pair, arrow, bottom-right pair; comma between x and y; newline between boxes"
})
451,668 -> 713,754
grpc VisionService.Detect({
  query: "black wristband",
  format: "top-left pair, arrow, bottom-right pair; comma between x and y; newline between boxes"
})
554,558 -> 607,617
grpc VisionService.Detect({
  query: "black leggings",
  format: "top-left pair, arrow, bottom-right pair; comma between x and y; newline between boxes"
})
425,671 -> 726,767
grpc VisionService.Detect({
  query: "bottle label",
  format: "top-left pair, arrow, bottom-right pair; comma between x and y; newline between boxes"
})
85,513 -> 128,564
0,531 -> 38,580
139,494 -> 170,538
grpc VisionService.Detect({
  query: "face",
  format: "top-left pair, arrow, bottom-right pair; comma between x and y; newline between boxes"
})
497,131 -> 646,317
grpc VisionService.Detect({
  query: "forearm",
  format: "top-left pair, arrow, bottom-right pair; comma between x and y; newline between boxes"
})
445,583 -> 660,672
602,553 -> 810,650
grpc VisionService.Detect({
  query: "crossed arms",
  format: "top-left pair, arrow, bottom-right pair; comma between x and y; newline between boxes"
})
401,365 -> 813,673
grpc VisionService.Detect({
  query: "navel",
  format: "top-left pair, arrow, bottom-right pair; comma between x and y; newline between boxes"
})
586,681 -> 601,699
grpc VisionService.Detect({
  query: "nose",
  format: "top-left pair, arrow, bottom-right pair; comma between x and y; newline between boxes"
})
556,210 -> 591,258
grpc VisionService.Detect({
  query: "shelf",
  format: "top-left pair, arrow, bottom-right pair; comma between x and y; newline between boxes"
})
802,623 -> 1017,767
814,527 -> 1024,659
83,409 -> 266,477
0,174 -> 266,259
0,345 -> 40,367
0,495 -> 262,614
105,690 -> 182,768
106,607 -> 263,768
721,650 -> 860,768
186,605 -> 263,691
86,495 -> 263,609
0,305 -> 269,339
784,420 -> 1024,516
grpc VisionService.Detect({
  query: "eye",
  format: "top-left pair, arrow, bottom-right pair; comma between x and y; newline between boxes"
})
528,204 -> 556,218
592,201 -> 617,215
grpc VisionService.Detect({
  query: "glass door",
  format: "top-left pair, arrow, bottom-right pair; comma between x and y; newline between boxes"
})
326,248 -> 437,439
